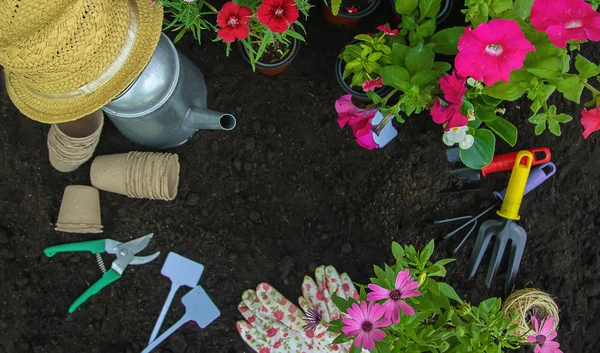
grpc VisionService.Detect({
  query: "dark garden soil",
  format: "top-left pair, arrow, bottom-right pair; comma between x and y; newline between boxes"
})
0,2 -> 599,353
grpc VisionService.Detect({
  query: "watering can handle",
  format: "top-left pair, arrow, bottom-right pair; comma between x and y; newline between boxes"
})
497,151 -> 534,221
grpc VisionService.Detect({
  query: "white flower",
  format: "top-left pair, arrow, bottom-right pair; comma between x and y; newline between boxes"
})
442,126 -> 474,150
459,134 -> 474,149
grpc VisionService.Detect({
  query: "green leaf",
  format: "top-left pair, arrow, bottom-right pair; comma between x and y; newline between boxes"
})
483,70 -> 531,101
526,58 -> 562,79
419,0 -> 441,19
411,70 -> 439,88
575,54 -> 599,78
485,116 -> 518,146
420,239 -> 435,263
333,333 -> 351,344
433,61 -> 452,74
490,0 -> 512,15
331,293 -> 350,312
419,19 -> 437,38
374,264 -> 386,279
556,76 -> 585,103
380,65 -> 411,91
350,71 -> 365,87
391,43 -> 410,66
396,0 -> 418,15
459,129 -> 496,169
405,44 -> 435,75
430,27 -> 464,55
554,113 -> 573,123
368,52 -> 383,62
354,34 -> 374,44
392,242 -> 405,261
330,0 -> 342,15
474,105 -> 496,122
438,282 -> 462,302
480,95 -> 503,106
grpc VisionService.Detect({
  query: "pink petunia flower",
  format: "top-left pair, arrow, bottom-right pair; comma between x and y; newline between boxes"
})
455,19 -> 535,86
366,269 -> 420,324
377,25 -> 399,36
362,77 -> 384,92
341,301 -> 391,350
336,94 -> 379,150
430,99 -> 468,131
527,316 -> 562,353
581,107 -> 600,138
439,71 -> 467,105
530,0 -> 600,48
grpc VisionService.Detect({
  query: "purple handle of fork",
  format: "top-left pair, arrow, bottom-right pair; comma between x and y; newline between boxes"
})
493,162 -> 556,201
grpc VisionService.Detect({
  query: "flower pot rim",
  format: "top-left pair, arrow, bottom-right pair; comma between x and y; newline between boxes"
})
327,0 -> 382,19
238,36 -> 301,69
335,45 -> 392,100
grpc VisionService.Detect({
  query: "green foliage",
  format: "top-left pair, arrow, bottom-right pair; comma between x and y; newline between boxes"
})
330,0 -> 342,15
528,104 -> 573,136
160,0 -> 218,44
328,241 -> 524,353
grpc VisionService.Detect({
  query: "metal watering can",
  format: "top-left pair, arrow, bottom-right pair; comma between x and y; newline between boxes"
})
103,33 -> 236,149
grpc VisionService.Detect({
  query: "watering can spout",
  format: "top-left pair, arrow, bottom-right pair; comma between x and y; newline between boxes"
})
186,107 -> 236,131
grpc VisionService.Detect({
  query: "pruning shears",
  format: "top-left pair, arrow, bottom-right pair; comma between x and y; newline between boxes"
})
44,233 -> 160,313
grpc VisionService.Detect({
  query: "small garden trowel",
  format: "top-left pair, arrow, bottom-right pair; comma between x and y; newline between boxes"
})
148,252 -> 205,344
439,147 -> 551,194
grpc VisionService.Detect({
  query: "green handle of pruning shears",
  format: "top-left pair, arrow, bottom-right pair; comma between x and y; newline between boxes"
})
44,239 -> 106,257
69,269 -> 121,313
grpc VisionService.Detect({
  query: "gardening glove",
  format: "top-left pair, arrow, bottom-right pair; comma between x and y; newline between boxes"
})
236,283 -> 348,353
301,265 -> 360,323
299,265 -> 368,353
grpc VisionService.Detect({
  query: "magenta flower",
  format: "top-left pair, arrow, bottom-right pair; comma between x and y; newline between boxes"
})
530,0 -> 600,48
341,301 -> 391,350
377,25 -> 399,36
362,77 -> 384,92
439,71 -> 466,105
430,99 -> 468,131
455,19 -> 535,86
366,269 -> 420,324
336,94 -> 379,150
527,316 -> 562,353
581,107 -> 600,139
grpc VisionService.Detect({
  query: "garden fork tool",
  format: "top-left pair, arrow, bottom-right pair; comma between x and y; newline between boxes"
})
44,233 -> 160,313
469,151 -> 533,294
435,162 -> 556,255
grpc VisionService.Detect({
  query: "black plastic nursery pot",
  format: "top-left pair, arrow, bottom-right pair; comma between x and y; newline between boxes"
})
322,0 -> 382,30
237,37 -> 301,76
335,42 -> 393,102
390,0 -> 453,28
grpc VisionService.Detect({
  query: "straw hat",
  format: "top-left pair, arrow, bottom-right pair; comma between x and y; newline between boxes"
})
0,0 -> 163,124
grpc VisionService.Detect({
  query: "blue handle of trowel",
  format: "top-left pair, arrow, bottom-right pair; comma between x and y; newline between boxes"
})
493,162 -> 556,201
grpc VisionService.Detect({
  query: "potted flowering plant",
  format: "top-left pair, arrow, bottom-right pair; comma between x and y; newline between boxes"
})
431,0 -> 600,168
154,0 -> 218,43
335,23 -> 464,149
322,0 -> 382,30
390,0 -> 454,29
325,241 -> 564,353
214,0 -> 310,75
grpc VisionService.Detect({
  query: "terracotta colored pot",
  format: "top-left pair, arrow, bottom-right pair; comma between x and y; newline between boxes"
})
391,0 -> 453,27
238,37 -> 301,76
321,0 -> 381,30
335,41 -> 392,102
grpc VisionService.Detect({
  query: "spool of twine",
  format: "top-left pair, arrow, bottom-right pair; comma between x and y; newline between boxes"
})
503,288 -> 560,340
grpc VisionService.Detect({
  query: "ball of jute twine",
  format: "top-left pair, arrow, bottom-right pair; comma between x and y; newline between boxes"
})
503,288 -> 559,340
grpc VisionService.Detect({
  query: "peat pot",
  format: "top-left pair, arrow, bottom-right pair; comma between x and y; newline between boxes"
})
322,0 -> 382,30
238,37 -> 301,76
